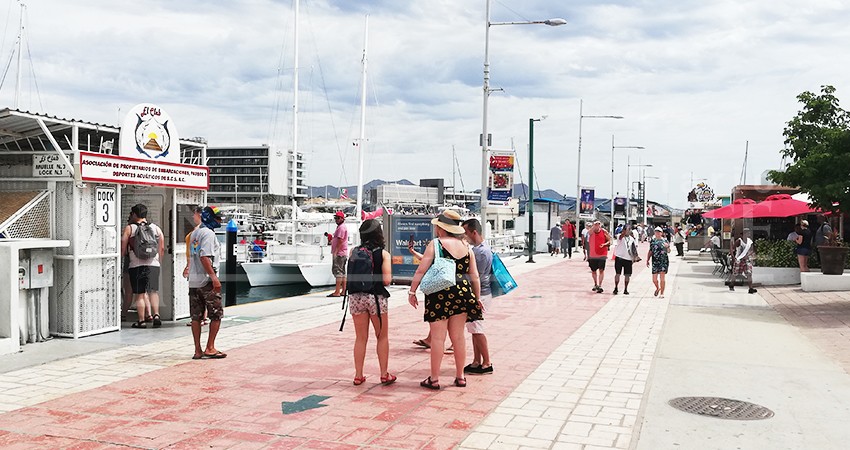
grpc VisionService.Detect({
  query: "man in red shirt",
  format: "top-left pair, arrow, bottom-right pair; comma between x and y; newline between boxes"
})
587,220 -> 613,293
561,220 -> 577,259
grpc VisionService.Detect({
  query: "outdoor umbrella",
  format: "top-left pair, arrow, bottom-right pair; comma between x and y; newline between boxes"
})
751,194 -> 819,218
702,198 -> 757,219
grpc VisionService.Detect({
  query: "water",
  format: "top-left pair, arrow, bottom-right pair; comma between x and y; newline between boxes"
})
230,281 -> 329,305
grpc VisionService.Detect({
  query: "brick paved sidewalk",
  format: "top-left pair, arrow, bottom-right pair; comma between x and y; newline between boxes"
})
761,287 -> 850,375
0,251 -> 663,449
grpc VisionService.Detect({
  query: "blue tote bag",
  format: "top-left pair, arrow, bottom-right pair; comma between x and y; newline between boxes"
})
490,253 -> 518,297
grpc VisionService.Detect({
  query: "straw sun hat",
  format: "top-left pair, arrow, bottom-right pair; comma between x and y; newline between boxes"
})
431,210 -> 465,234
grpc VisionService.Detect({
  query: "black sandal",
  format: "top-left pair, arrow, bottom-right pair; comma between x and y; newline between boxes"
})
152,314 -> 162,328
420,376 -> 440,390
131,321 -> 146,329
454,377 -> 467,387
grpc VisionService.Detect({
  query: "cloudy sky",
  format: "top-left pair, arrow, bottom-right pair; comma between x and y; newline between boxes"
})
1,0 -> 848,208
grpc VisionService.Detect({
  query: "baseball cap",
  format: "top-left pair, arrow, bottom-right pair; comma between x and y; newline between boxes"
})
334,211 -> 345,219
203,206 -> 224,220
654,226 -> 663,232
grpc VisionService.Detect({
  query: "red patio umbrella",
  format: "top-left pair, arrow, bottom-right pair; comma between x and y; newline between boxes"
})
703,198 -> 757,219
751,194 -> 819,217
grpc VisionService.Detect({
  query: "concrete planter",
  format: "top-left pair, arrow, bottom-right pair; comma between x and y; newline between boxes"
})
752,267 -> 801,285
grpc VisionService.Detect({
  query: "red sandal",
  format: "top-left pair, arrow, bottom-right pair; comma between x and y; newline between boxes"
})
380,373 -> 397,386
353,376 -> 367,386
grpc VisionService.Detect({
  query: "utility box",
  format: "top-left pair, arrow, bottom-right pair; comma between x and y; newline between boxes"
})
19,249 -> 54,289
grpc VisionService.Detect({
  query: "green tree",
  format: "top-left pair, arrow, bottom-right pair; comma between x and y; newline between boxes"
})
769,85 -> 850,218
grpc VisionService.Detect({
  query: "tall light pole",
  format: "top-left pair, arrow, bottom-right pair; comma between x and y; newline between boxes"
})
481,0 -> 566,237
527,117 -> 544,263
642,172 -> 660,226
575,100 -> 622,223
627,159 -> 651,223
610,135 -> 644,233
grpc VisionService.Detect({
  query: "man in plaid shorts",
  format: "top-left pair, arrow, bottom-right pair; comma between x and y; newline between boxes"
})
727,228 -> 757,294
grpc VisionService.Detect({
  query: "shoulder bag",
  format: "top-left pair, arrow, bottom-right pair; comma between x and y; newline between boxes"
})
490,252 -> 518,297
420,239 -> 457,295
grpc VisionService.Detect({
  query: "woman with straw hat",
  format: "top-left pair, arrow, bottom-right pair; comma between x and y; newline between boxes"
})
408,210 -> 482,390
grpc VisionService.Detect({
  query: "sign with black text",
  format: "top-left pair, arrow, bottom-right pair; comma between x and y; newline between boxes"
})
32,154 -> 71,177
95,187 -> 116,227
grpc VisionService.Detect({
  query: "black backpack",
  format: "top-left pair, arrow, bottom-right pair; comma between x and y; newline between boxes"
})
346,246 -> 376,294
131,222 -> 158,259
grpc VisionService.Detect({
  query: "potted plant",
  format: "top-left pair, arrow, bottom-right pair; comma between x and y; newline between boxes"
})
753,239 -> 802,285
769,85 -> 850,275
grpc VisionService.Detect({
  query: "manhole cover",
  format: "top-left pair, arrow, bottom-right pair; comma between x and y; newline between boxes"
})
668,397 -> 774,420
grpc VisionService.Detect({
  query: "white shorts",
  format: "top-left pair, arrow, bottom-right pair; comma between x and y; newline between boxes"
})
466,295 -> 493,334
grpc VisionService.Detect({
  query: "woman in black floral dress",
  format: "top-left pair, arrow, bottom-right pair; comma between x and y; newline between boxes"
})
646,227 -> 671,298
409,210 -> 482,390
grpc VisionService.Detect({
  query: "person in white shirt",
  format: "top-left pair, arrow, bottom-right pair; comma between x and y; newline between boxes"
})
613,225 -> 637,295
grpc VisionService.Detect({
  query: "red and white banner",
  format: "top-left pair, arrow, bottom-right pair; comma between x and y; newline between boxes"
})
79,151 -> 209,190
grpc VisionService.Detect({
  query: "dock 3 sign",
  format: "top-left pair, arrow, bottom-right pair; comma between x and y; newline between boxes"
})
95,187 -> 116,227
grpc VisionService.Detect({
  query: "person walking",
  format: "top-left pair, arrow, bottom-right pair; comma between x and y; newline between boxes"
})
562,220 -> 576,258
794,221 -> 812,272
329,211 -> 349,297
612,225 -> 637,295
581,222 -> 592,261
587,221 -> 613,293
348,219 -> 396,386
462,218 -> 494,375
646,226 -> 670,298
188,206 -> 227,359
672,224 -> 686,256
121,204 -> 165,329
549,223 -> 562,256
727,228 -> 757,294
408,210 -> 482,390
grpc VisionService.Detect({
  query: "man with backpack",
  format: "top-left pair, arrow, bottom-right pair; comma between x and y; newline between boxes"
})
462,218 -> 494,375
121,203 -> 165,329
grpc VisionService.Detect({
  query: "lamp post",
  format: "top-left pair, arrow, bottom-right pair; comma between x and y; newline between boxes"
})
626,158 -> 651,223
642,172 -> 660,226
610,135 -> 643,233
481,0 -> 566,237
527,117 -> 544,263
575,100 -> 623,223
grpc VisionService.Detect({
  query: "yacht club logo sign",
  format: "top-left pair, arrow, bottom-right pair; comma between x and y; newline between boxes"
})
119,103 -> 181,164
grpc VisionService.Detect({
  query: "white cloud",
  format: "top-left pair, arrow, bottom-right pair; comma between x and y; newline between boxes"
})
1,0 -> 848,208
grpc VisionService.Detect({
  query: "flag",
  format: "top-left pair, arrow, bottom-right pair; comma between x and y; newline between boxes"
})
340,188 -> 349,200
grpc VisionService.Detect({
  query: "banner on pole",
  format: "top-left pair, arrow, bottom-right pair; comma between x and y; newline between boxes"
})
487,150 -> 515,207
613,197 -> 627,219
579,187 -> 595,218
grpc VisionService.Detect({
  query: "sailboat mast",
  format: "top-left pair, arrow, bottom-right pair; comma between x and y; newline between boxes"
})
290,0 -> 300,243
355,15 -> 369,223
14,2 -> 25,109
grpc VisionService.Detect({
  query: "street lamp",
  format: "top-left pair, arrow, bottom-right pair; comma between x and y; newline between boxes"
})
527,116 -> 545,263
642,172 -> 660,226
481,0 -> 566,237
610,135 -> 643,233
575,99 -> 623,223
626,159 -> 651,223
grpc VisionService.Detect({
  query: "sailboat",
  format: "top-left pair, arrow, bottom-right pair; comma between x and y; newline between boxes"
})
241,10 -> 370,287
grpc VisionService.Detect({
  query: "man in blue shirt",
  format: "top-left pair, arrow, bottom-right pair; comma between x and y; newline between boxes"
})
462,219 -> 494,375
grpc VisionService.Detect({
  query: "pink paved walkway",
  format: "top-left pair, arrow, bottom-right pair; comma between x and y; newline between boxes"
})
0,256 -> 649,449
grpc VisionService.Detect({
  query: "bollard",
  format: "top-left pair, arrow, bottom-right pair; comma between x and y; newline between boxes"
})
225,218 -> 238,307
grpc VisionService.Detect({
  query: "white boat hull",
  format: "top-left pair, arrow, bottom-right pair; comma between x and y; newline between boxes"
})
298,262 -> 335,287
240,261 -> 307,286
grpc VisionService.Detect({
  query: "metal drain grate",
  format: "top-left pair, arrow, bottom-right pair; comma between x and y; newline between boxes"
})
668,397 -> 774,420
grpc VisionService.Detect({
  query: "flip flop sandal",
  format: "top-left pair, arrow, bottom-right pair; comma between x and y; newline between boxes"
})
453,377 -> 467,387
191,354 -> 203,360
131,321 -> 146,329
202,351 -> 227,359
412,339 -> 430,349
353,376 -> 367,385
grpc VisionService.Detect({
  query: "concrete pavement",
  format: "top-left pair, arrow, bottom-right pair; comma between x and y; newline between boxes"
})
2,246 -> 850,449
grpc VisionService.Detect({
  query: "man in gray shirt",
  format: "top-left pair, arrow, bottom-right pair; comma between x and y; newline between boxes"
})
188,206 -> 226,360
462,218 -> 494,375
